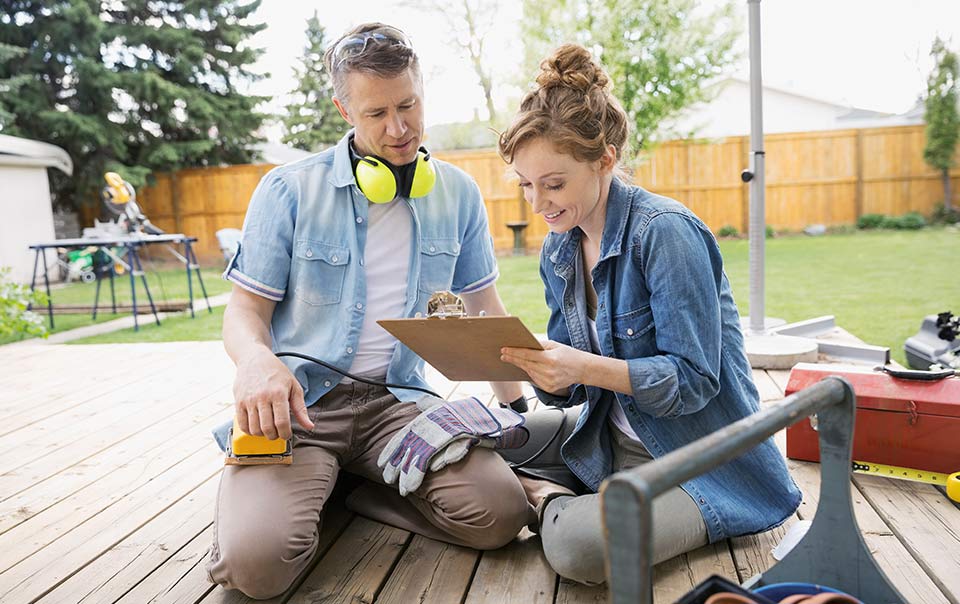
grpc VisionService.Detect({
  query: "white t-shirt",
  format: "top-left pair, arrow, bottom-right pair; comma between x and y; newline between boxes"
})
345,200 -> 412,379
586,316 -> 642,441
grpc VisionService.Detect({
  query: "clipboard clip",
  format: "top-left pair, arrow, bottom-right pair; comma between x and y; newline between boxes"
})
426,291 -> 467,319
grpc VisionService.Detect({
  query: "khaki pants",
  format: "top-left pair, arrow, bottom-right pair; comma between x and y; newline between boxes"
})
206,382 -> 531,599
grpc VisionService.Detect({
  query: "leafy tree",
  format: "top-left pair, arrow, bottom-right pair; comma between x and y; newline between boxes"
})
0,1 -> 268,211
404,0 -> 503,124
0,42 -> 28,129
923,37 -> 959,213
281,12 -> 348,151
520,0 -> 740,153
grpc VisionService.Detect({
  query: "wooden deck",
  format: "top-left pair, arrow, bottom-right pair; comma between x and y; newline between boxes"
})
1,340 -> 957,604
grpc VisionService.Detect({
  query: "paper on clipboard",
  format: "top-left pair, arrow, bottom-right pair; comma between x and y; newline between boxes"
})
377,315 -> 543,381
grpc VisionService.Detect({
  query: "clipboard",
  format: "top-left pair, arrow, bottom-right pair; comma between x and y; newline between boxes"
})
377,315 -> 543,381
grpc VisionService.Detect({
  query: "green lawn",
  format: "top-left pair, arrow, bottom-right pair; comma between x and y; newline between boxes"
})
15,229 -> 959,367
0,266 -> 231,346
502,228 -> 959,367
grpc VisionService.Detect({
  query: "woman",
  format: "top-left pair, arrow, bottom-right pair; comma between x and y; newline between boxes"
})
498,44 -> 801,585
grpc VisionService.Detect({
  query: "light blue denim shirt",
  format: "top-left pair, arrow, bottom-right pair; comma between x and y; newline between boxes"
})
213,132 -> 498,449
535,177 -> 801,543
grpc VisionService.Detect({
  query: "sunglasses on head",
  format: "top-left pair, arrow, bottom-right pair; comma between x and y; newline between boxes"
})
332,28 -> 413,70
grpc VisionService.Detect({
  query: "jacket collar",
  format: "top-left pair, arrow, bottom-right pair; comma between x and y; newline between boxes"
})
549,177 -> 631,276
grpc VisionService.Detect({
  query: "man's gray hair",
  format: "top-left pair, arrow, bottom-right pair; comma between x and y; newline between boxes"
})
323,22 -> 421,105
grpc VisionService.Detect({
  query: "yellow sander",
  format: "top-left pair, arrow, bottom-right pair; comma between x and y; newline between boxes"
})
224,417 -> 292,466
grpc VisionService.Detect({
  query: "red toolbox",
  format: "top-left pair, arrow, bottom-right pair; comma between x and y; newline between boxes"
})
785,363 -> 960,474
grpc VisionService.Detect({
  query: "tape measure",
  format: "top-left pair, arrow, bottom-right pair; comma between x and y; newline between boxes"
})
852,460 -> 960,503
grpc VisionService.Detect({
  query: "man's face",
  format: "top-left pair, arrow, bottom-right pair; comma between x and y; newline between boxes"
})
333,68 -> 425,166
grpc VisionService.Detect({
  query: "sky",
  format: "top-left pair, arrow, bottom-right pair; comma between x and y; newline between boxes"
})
243,1 -> 960,140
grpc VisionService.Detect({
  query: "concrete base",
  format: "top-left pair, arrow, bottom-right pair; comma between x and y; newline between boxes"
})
745,334 -> 819,370
740,316 -> 788,335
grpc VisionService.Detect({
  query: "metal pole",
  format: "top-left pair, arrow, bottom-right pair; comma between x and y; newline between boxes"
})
747,0 -> 766,334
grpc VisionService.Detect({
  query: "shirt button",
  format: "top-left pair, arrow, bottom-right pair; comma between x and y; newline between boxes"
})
429,246 -> 436,252
324,380 -> 331,387
356,217 -> 363,223
305,249 -> 313,258
627,328 -> 634,336
346,347 -> 353,354
331,255 -> 338,263
356,303 -> 363,310
359,259 -> 364,266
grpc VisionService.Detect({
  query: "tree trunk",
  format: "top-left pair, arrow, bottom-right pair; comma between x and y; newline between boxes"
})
944,168 -> 954,212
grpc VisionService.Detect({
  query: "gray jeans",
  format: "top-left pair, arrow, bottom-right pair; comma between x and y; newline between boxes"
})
501,407 -> 708,585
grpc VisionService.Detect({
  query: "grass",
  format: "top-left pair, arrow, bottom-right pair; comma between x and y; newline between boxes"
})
500,228 -> 960,367
12,229 -> 959,367
0,266 -> 231,346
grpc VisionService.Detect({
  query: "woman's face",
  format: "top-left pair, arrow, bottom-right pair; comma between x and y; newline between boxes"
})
513,137 -> 611,235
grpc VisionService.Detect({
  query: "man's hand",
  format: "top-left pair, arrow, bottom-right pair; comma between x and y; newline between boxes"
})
501,340 -> 592,395
233,349 -> 313,440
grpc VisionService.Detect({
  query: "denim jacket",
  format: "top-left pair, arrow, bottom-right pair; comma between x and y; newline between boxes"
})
212,132 -> 498,450
535,178 -> 801,543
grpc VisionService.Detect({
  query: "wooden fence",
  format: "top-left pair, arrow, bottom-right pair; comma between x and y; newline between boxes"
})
105,124 -> 958,260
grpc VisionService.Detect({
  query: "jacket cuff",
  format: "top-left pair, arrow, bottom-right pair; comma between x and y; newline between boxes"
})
627,357 -> 682,417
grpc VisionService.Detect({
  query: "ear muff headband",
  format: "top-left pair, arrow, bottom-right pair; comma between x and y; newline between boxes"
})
354,147 -> 436,204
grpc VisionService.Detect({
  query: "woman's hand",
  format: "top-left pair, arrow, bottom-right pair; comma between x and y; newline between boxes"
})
501,340 -> 593,395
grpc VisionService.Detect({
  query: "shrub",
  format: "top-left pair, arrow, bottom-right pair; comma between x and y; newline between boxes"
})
897,212 -> 927,230
932,203 -> 960,224
765,225 -> 775,239
717,225 -> 739,238
0,267 -> 48,340
857,213 -> 886,229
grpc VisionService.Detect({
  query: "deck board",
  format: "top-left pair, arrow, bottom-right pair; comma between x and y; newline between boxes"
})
1,340 -> 956,603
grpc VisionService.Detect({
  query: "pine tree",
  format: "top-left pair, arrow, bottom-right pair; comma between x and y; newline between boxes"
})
923,37 -> 959,213
0,42 -> 29,129
0,1 -> 268,211
281,12 -> 348,152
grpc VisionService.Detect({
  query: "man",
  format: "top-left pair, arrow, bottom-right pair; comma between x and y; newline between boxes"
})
206,22 -> 530,599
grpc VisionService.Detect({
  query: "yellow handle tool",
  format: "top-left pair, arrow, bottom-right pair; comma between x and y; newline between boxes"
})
852,460 -> 960,503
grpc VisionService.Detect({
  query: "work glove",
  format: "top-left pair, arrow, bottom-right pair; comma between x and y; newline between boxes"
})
378,395 -> 529,496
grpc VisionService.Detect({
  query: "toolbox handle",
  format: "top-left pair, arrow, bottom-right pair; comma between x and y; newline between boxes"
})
875,365 -> 955,381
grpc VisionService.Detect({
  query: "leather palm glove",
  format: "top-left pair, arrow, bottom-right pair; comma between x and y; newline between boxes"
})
378,395 -> 529,496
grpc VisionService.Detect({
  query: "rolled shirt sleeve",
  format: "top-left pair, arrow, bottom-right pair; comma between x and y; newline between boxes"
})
222,172 -> 297,302
451,180 -> 499,295
626,212 -> 723,418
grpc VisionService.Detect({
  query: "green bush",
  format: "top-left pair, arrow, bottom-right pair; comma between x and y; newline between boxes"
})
857,213 -> 887,229
0,267 -> 48,340
932,203 -> 960,224
765,225 -> 775,238
717,225 -> 739,238
881,212 -> 927,230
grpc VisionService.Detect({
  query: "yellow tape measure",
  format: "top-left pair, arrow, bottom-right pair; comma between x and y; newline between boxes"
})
852,460 -> 960,503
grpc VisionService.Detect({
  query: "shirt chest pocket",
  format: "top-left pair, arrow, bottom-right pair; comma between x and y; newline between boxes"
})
418,238 -> 461,294
293,240 -> 350,306
611,306 -> 657,355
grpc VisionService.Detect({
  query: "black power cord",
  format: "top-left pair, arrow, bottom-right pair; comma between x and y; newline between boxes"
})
275,351 -> 442,398
275,351 -> 561,468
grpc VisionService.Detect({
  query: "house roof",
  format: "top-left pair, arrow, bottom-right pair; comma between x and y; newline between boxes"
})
0,134 -> 73,175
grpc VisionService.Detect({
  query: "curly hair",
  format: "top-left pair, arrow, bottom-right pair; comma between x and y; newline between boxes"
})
498,44 -> 628,166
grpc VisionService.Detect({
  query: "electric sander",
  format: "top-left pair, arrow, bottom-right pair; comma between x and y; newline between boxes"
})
224,416 -> 292,466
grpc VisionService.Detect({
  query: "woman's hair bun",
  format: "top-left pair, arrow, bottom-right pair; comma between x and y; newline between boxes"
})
536,44 -> 609,94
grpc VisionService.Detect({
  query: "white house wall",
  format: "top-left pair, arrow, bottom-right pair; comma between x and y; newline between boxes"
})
0,165 -> 57,284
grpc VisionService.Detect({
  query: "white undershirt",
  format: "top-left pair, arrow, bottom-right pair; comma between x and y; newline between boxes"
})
345,200 -> 412,379
586,316 -> 641,441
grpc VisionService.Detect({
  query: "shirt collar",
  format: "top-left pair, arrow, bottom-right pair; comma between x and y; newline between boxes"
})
550,177 -> 631,275
328,129 -> 359,188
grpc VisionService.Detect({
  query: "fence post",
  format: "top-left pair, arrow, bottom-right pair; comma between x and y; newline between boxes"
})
854,129 -> 864,221
170,170 -> 183,235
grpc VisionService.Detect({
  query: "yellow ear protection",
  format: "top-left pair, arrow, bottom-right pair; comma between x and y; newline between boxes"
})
103,171 -> 133,204
352,146 -> 437,204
